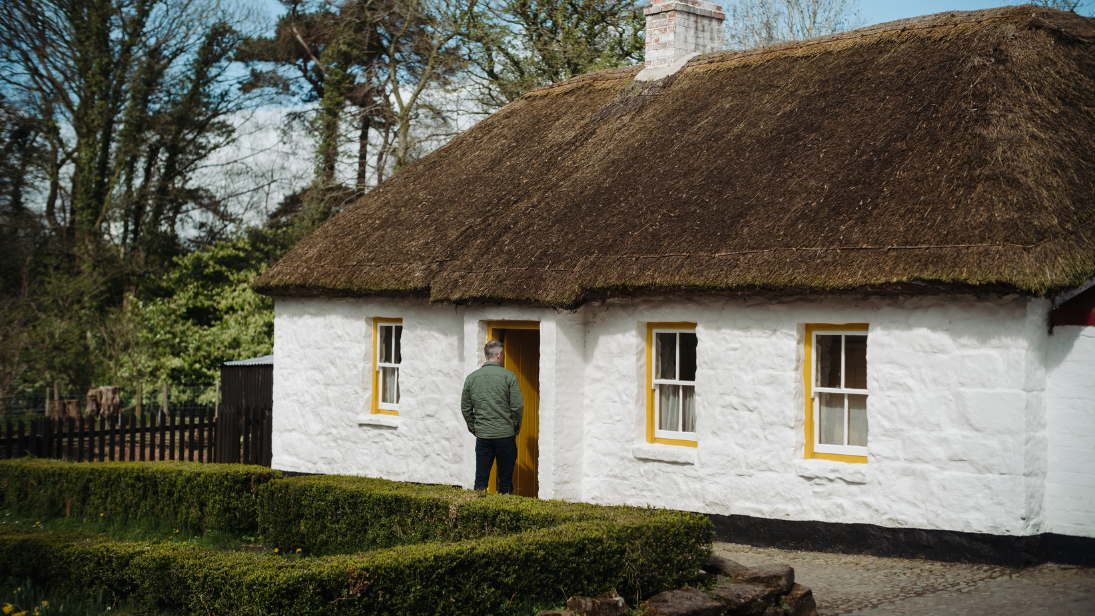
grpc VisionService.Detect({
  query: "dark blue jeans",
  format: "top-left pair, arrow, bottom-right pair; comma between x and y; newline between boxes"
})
474,436 -> 518,494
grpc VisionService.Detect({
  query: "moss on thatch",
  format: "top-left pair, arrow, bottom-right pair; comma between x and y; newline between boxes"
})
254,5 -> 1095,307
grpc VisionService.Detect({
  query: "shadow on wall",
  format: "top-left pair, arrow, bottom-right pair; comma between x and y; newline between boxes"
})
1047,324 -> 1088,373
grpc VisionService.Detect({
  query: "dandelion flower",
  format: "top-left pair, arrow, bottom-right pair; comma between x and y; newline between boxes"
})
99,513 -> 104,517
296,548 -> 301,553
274,548 -> 279,553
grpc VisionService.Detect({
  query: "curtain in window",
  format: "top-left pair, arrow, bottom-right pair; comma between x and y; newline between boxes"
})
819,393 -> 844,445
682,385 -> 696,432
658,384 -> 680,431
848,394 -> 867,446
381,367 -> 399,404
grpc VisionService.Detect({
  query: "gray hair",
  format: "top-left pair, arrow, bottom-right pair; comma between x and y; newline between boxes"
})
484,339 -> 504,360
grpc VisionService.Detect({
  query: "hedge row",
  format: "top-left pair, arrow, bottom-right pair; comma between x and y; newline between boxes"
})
0,459 -> 282,535
0,510 -> 711,615
258,474 -> 615,554
0,460 -> 714,614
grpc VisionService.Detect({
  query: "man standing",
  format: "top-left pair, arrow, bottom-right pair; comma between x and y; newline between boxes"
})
462,339 -> 524,494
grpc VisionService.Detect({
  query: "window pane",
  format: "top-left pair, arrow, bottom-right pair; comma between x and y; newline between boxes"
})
679,332 -> 697,381
848,394 -> 867,447
845,335 -> 867,389
656,333 -> 677,380
379,325 -> 393,363
819,392 -> 844,445
380,367 -> 399,404
658,384 -> 680,431
393,326 -> 403,364
682,385 -> 696,432
817,335 -> 842,388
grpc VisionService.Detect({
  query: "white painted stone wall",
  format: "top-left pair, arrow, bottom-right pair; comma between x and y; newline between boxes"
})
1046,325 -> 1095,537
271,292 -> 1095,538
272,299 -> 585,492
578,294 -> 1049,538
272,297 -> 469,485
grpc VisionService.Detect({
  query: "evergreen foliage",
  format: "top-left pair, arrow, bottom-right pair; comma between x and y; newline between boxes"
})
0,0 -> 654,398
0,459 -> 282,535
467,0 -> 646,108
0,462 -> 713,615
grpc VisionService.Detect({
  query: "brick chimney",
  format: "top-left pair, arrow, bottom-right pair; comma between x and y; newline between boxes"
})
644,0 -> 726,69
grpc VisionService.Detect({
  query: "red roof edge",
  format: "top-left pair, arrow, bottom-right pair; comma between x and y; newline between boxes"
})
1052,286 -> 1095,326
1052,309 -> 1095,327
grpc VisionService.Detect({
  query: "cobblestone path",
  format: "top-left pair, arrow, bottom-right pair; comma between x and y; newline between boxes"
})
714,542 -> 1095,616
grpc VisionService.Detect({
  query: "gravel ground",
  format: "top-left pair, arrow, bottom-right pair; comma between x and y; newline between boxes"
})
713,542 -> 1095,616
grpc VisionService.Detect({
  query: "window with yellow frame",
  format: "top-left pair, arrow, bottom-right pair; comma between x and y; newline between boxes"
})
804,323 -> 869,463
372,318 -> 402,415
646,322 -> 698,447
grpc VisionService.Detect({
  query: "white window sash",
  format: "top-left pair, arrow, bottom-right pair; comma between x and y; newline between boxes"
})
811,331 -> 868,455
377,323 -> 401,411
812,386 -> 869,396
652,328 -> 697,439
655,427 -> 699,441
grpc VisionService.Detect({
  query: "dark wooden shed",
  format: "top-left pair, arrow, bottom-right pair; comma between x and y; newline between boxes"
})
215,354 -> 273,465
220,354 -> 273,410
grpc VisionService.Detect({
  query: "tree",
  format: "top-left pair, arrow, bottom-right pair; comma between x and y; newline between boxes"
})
0,0 -> 260,392
721,0 -> 863,51
0,0 -> 254,272
467,0 -> 645,109
116,229 -> 295,384
240,0 -> 473,188
1030,0 -> 1090,12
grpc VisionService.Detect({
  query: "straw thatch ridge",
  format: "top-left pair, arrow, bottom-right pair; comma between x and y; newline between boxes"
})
254,5 -> 1095,307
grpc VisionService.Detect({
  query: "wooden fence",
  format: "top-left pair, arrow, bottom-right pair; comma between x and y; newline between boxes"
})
0,407 -> 271,466
213,407 -> 272,466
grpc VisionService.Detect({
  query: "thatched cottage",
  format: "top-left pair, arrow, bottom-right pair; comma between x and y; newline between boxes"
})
255,4 -> 1095,564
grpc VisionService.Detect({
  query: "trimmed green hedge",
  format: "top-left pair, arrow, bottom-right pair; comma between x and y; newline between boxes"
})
0,509 -> 710,615
258,474 -> 614,553
0,462 -> 714,614
0,459 -> 282,535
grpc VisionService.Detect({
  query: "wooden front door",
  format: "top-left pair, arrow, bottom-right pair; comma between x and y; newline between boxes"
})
487,324 -> 540,497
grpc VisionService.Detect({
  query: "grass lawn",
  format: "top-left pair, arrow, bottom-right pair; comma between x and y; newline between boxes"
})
0,509 -> 248,553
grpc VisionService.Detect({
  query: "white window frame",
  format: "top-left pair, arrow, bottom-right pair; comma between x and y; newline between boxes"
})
376,322 -> 402,412
811,330 -> 868,457
652,328 -> 698,442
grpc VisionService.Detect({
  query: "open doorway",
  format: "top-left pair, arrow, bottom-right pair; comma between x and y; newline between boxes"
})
486,321 -> 540,497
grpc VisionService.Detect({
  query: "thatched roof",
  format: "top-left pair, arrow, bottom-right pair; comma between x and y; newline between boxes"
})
255,5 -> 1095,308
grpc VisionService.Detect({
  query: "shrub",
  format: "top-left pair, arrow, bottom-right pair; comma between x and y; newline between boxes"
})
0,510 -> 711,615
0,459 -> 281,535
257,475 -> 611,554
0,464 -> 714,615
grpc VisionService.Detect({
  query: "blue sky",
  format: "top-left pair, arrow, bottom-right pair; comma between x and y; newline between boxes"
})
860,1 -> 1093,24
258,1 -> 1094,30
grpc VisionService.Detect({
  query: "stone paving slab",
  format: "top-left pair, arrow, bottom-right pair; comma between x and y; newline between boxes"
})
713,542 -> 1095,616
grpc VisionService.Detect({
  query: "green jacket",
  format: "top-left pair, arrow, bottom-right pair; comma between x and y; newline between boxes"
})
461,362 -> 524,439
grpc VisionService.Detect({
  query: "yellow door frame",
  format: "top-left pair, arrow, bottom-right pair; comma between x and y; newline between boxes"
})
484,320 -> 540,496
487,320 -> 541,340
